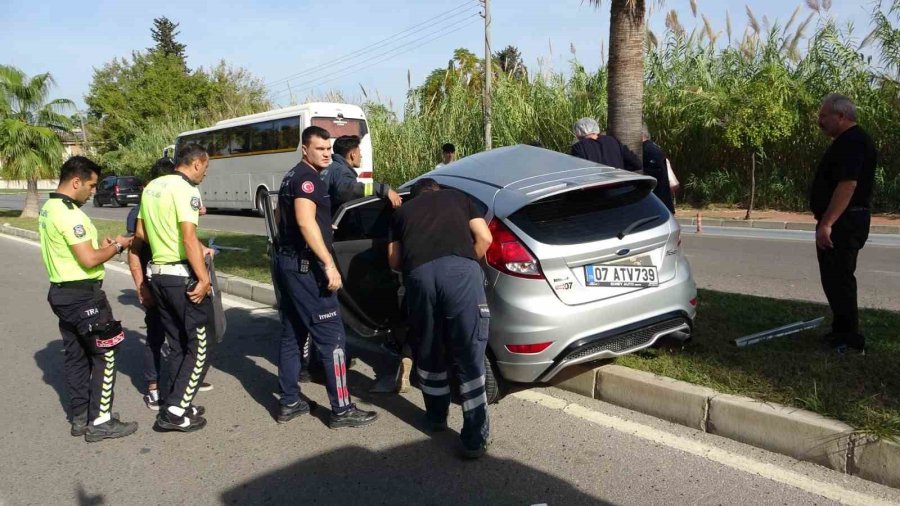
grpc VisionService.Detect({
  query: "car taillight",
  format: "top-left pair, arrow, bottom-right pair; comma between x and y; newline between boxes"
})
506,342 -> 553,354
690,297 -> 697,307
486,218 -> 542,279
358,171 -> 372,178
112,185 -> 119,194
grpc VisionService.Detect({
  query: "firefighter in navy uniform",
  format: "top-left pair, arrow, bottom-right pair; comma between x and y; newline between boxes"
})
39,156 -> 138,442
387,178 -> 494,458
273,125 -> 378,428
131,143 -> 213,432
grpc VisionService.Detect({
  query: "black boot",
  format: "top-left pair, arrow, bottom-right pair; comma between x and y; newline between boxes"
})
70,411 -> 89,437
156,408 -> 207,433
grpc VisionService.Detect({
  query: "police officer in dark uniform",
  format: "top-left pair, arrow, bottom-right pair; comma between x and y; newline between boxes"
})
274,125 -> 378,428
387,178 -> 493,458
321,135 -> 401,216
39,156 -> 138,442
809,93 -> 877,355
131,144 -> 213,432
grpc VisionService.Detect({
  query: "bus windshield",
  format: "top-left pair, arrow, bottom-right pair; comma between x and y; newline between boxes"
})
311,116 -> 369,138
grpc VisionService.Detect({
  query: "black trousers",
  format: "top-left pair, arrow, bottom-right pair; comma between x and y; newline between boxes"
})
47,283 -> 122,421
142,305 -> 167,386
405,256 -> 490,450
150,274 -> 213,411
816,209 -> 870,347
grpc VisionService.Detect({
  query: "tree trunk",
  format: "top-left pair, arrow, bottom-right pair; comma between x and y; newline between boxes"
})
20,178 -> 42,218
745,152 -> 756,220
607,0 -> 645,162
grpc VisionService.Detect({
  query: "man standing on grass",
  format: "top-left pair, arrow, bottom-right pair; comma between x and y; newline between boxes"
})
809,93 -> 877,355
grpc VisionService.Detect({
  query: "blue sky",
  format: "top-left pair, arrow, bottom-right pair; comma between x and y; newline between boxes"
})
0,0 -> 874,113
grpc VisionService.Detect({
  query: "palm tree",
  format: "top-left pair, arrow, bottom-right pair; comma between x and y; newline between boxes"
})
0,66 -> 74,218
589,0 -> 646,160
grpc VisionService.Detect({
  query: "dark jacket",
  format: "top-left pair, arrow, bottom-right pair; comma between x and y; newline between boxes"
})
642,140 -> 674,213
320,153 -> 390,216
569,136 -> 641,172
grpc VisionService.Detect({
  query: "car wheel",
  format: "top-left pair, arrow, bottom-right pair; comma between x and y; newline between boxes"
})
255,188 -> 267,217
93,197 -> 101,207
484,352 -> 503,404
110,198 -> 121,208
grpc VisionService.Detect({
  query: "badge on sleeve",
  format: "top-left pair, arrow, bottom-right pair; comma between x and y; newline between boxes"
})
190,196 -> 201,211
73,224 -> 86,238
301,181 -> 315,194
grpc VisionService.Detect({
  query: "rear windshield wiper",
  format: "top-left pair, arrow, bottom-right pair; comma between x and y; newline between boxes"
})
617,215 -> 661,240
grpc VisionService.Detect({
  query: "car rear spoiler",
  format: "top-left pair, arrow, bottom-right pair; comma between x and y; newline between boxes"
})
491,169 -> 657,219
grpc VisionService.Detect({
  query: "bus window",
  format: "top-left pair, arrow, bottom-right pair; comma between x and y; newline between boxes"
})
274,117 -> 300,150
251,121 -> 276,152
229,126 -> 251,154
311,116 -> 368,138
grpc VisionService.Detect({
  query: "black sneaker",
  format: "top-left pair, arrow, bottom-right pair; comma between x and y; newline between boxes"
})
187,405 -> 206,417
833,343 -> 866,356
70,412 -> 89,437
143,392 -> 160,411
329,405 -> 378,429
425,418 -> 449,433
298,369 -> 312,384
84,417 -> 139,442
199,382 -> 214,392
461,440 -> 490,460
277,400 -> 311,423
156,409 -> 207,433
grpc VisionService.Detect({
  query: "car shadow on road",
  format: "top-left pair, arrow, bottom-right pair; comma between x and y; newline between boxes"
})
219,439 -> 606,505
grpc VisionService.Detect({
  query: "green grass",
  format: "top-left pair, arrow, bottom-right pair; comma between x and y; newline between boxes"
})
4,210 -> 898,437
618,289 -> 900,441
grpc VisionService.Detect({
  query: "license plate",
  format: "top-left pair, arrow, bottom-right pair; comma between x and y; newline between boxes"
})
584,264 -> 658,287
127,194 -> 138,198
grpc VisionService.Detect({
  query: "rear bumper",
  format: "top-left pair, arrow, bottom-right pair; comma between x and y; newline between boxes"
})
114,193 -> 141,204
491,257 -> 697,383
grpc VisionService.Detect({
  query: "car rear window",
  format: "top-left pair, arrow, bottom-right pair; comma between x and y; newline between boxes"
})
507,183 -> 669,245
117,177 -> 141,187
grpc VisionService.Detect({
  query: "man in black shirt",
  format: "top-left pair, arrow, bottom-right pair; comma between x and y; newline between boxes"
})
569,118 -> 641,171
273,125 -> 378,428
388,178 -> 493,458
641,124 -> 675,213
809,93 -> 877,354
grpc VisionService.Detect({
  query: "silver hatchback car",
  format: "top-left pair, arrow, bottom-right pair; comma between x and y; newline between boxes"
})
326,145 -> 697,403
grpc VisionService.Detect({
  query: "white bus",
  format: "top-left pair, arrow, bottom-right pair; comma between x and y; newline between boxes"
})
172,102 -> 373,214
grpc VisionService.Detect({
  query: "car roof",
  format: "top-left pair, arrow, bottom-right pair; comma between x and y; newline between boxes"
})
400,144 -> 656,218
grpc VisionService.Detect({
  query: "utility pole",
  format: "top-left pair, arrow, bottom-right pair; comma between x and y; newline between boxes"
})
482,0 -> 492,150
286,80 -> 295,105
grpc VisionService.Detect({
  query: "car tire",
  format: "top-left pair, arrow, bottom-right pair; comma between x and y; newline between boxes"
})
93,197 -> 101,207
110,198 -> 121,208
484,352 -> 503,404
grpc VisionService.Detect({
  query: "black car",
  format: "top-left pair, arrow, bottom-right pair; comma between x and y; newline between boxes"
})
93,175 -> 143,207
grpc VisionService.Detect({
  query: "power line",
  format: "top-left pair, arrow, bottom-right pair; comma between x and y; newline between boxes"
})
264,1 -> 479,90
271,14 -> 480,102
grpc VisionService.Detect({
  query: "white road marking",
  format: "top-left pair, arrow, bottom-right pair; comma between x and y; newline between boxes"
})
512,390 -> 896,506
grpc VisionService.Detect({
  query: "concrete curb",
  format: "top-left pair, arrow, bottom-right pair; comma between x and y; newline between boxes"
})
5,223 -> 899,488
675,216 -> 900,235
0,223 -> 282,307
552,364 -> 900,489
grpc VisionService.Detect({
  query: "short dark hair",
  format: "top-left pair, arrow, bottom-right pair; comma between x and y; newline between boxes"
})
149,157 -> 175,180
302,126 -> 330,146
59,156 -> 101,184
332,135 -> 361,157
441,143 -> 456,154
411,178 -> 440,198
176,143 -> 208,168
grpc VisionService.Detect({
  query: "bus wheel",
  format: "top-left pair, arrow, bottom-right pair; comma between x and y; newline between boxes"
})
255,188 -> 268,217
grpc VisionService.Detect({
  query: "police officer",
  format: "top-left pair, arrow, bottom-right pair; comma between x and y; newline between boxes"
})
39,156 -> 138,442
387,178 -> 493,458
131,144 -> 213,432
273,125 -> 378,428
809,93 -> 877,354
321,135 -> 401,216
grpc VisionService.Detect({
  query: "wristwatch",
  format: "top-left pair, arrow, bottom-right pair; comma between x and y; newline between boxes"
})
113,242 -> 124,254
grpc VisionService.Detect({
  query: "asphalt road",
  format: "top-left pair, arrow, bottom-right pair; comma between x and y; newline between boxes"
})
3,193 -> 899,310
2,233 -> 899,505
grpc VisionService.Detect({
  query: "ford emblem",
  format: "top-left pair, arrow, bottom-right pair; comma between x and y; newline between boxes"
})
616,248 -> 630,256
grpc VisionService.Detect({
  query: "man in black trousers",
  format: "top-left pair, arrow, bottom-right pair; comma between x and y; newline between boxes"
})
809,93 -> 877,355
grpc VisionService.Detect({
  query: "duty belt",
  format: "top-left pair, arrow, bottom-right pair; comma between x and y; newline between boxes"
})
51,279 -> 101,290
149,263 -> 192,277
